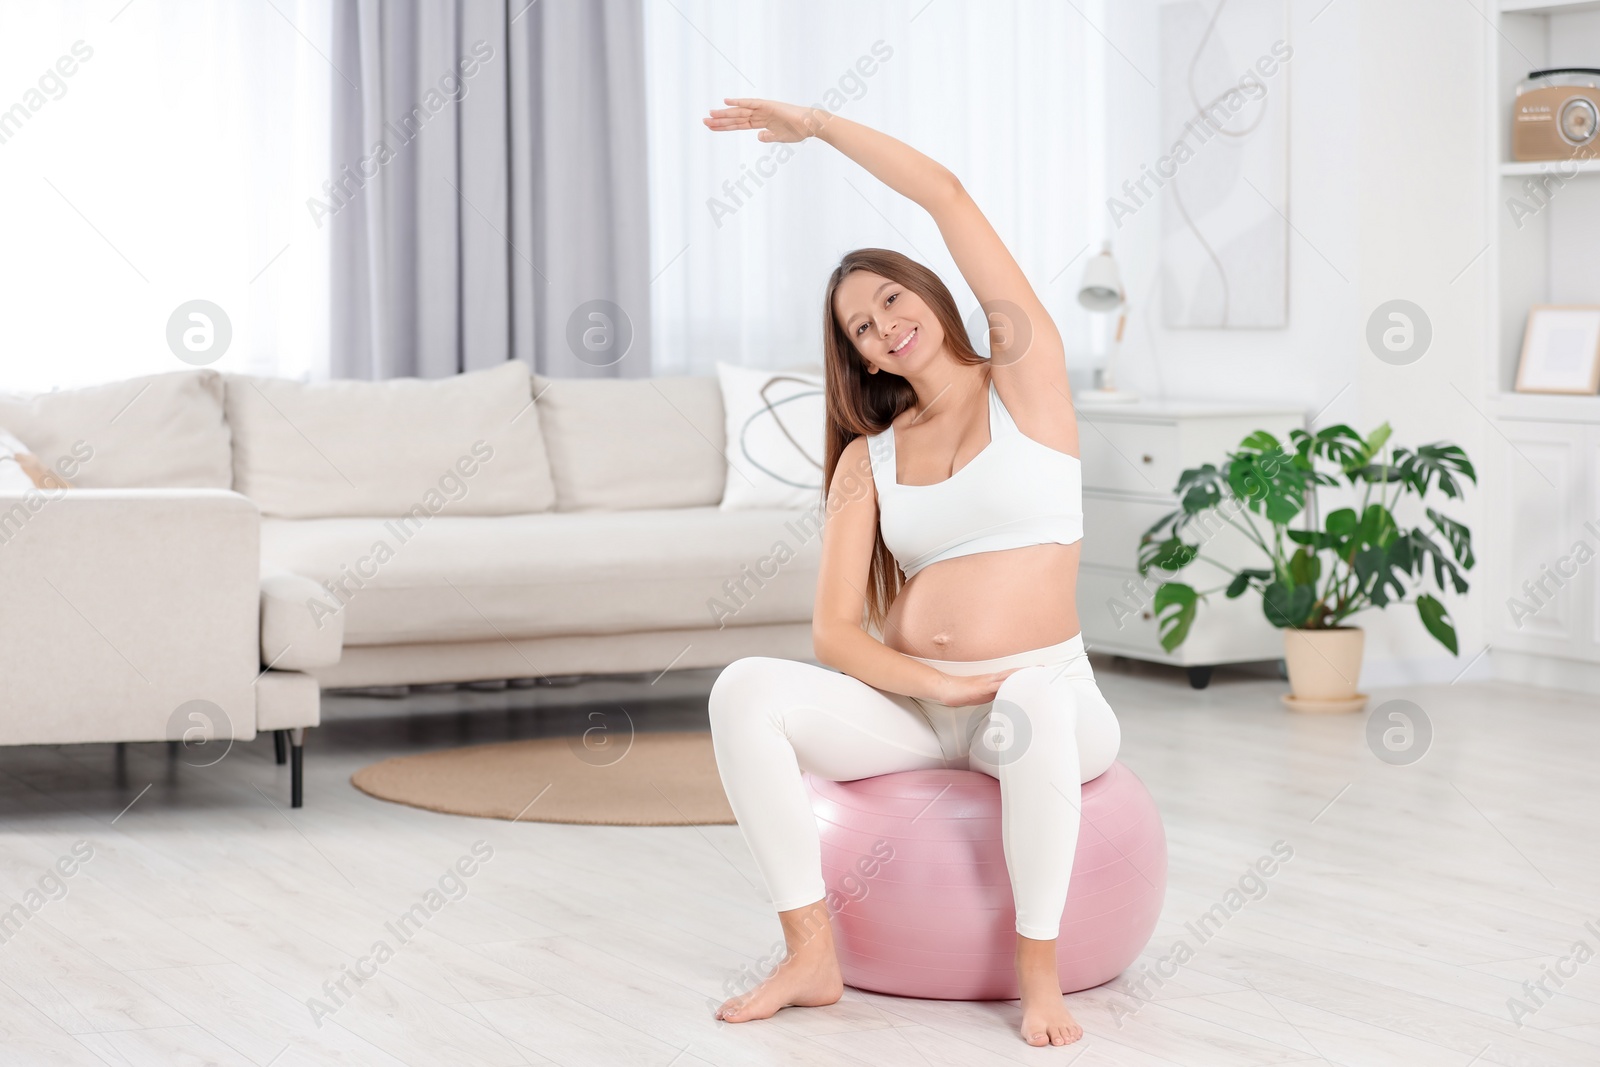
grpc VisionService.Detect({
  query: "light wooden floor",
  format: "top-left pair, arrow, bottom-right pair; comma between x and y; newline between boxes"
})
1,657 -> 1596,1066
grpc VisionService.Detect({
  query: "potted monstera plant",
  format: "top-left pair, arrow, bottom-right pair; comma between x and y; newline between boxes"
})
1138,423 -> 1475,712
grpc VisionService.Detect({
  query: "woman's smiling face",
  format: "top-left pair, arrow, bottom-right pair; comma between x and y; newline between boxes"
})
833,269 -> 944,375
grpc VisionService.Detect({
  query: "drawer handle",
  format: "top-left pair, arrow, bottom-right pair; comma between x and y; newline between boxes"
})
1141,611 -> 1152,621
1141,454 -> 1153,465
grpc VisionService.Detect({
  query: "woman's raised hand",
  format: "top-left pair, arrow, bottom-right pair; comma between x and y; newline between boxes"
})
703,98 -> 827,143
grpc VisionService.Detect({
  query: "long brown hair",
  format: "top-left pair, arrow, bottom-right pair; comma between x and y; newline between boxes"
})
821,247 -> 987,630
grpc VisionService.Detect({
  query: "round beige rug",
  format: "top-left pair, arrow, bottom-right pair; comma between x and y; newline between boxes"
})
350,730 -> 735,825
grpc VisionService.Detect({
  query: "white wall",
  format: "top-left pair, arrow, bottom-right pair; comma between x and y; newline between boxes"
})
1101,0 -> 1359,412
1354,0 -> 1491,685
1100,0 -> 1491,685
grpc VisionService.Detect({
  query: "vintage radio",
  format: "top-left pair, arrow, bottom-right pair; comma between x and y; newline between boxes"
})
1513,68 -> 1600,161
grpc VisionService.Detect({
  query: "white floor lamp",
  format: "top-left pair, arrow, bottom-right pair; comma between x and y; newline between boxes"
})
1077,242 -> 1138,404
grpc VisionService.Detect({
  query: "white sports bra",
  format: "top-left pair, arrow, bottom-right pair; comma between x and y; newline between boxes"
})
866,379 -> 1083,579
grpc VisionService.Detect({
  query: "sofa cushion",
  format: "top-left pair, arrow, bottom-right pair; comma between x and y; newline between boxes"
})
0,370 -> 231,489
260,569 -> 344,671
259,507 -> 821,646
226,362 -> 556,519
533,374 -> 725,510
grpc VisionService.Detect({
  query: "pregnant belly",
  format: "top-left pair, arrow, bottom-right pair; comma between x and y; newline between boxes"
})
883,542 -> 1082,662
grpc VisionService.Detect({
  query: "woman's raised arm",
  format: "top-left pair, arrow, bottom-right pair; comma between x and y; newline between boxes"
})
704,99 -> 1070,410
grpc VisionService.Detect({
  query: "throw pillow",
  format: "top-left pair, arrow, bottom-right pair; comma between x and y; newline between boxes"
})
226,361 -> 557,519
0,370 -> 230,489
716,362 -> 826,510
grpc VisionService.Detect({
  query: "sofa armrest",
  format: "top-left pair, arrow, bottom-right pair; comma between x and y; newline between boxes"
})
261,568 -> 344,670
0,488 -> 259,745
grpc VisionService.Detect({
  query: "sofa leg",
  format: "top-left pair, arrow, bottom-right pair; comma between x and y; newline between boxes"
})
273,729 -> 287,765
290,728 -> 305,808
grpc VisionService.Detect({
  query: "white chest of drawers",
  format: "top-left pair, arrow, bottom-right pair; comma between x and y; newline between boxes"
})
1075,400 -> 1306,687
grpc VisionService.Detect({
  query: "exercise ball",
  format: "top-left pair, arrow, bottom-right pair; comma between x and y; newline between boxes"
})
804,761 -> 1166,1001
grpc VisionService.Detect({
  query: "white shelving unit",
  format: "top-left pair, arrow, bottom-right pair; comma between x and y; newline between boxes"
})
1499,0 -> 1600,15
1499,158 -> 1600,176
1485,2 -> 1600,691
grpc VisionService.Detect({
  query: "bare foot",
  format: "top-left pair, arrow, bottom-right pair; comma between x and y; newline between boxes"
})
715,898 -> 844,1023
715,945 -> 843,1022
1016,937 -> 1083,1047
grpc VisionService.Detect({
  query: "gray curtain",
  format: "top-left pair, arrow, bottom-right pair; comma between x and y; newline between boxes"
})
328,0 -> 651,379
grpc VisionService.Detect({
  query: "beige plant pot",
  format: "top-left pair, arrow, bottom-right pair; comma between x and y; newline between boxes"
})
1281,627 -> 1366,714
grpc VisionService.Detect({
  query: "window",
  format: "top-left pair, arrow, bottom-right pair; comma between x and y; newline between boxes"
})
642,0 -> 1104,375
0,0 -> 332,392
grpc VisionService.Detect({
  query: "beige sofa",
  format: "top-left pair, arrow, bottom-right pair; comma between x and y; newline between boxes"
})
0,363 -> 819,805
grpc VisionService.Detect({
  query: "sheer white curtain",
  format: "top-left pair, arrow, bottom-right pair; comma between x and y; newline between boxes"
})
643,0 -> 1103,376
0,0 -> 331,393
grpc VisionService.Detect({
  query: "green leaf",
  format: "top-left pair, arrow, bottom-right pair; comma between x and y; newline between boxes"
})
1182,483 -> 1222,515
1262,580 -> 1315,629
1402,528 -> 1470,596
1416,593 -> 1458,654
1288,547 -> 1322,587
1171,465 -> 1226,514
1151,583 -> 1199,652
1389,532 -> 1418,577
1427,508 -> 1476,570
1348,462 -> 1405,485
1365,422 -> 1393,460
1290,424 -> 1367,474
1238,430 -> 1284,453
1325,507 -> 1359,538
1357,504 -> 1398,549
1139,536 -> 1199,576
1226,568 -> 1273,598
1319,506 -> 1359,557
1354,545 -> 1406,607
1394,443 -> 1477,499
1227,447 -> 1308,525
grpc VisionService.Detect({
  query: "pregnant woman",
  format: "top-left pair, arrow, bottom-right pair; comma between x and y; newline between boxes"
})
704,99 -> 1120,1048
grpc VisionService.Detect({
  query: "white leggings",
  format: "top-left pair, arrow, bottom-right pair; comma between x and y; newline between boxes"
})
707,633 -> 1120,941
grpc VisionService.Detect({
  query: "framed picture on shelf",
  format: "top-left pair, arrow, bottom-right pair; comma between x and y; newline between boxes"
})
1515,305 -> 1600,395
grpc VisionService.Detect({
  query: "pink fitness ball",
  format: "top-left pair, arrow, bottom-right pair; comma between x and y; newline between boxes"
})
804,760 -> 1166,1000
